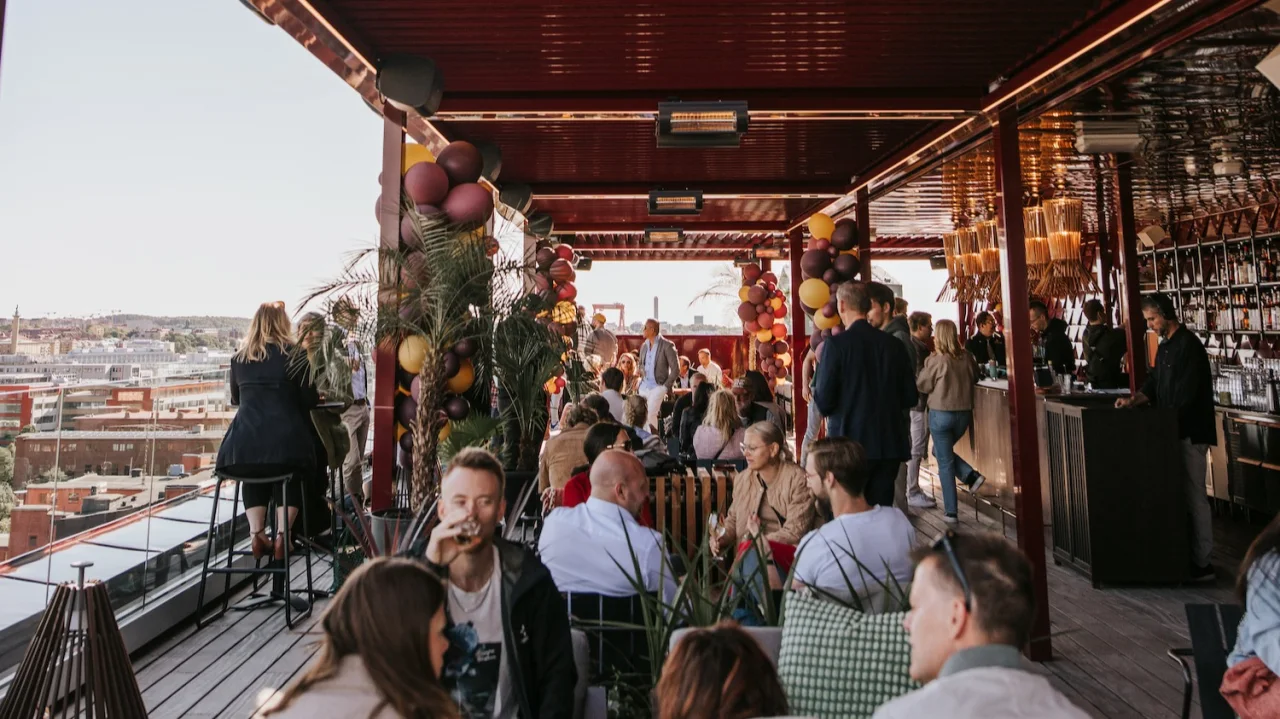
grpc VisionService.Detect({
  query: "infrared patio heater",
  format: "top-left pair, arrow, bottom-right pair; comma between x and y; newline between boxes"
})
655,101 -> 749,148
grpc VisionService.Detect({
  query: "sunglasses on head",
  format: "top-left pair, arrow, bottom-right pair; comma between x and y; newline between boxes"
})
932,530 -> 972,612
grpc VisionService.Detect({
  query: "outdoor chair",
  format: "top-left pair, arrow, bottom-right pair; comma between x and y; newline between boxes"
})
194,470 -> 317,630
1167,603 -> 1244,719
564,591 -> 652,683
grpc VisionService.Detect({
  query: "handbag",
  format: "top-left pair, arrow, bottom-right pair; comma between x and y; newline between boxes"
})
1221,656 -> 1280,719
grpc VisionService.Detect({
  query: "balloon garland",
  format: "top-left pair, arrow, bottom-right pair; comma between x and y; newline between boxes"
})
735,264 -> 791,389
798,213 -> 862,359
392,141 -> 493,475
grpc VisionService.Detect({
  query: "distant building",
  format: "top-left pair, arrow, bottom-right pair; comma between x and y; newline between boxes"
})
109,380 -> 228,412
13,429 -> 222,487
0,383 -> 61,434
73,409 -> 235,432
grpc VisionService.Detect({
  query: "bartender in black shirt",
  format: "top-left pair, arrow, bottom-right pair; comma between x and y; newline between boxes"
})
965,311 -> 1006,366
1115,293 -> 1216,580
1081,299 -> 1128,389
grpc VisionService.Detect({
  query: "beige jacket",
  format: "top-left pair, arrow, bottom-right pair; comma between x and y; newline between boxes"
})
723,461 -> 820,547
539,423 -> 591,490
254,655 -> 400,718
916,352 -> 979,412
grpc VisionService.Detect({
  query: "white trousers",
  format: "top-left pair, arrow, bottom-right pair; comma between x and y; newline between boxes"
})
906,409 -> 929,496
643,384 -> 668,435
1180,439 -> 1214,567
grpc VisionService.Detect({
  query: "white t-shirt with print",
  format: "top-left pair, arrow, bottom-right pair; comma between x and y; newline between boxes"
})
442,547 -> 517,719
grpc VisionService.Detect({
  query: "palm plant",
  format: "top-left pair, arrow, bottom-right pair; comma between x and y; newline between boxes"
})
491,305 -> 563,471
304,194 -> 546,507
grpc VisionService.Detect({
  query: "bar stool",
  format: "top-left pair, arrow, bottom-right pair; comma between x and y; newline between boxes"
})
195,470 -> 316,629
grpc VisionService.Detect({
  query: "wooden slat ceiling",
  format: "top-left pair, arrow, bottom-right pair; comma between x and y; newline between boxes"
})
317,0 -> 1124,258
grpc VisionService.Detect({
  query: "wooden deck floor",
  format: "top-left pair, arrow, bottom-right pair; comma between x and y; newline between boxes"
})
130,481 -> 1258,718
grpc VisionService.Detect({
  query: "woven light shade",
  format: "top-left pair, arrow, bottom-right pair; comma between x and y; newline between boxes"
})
1035,198 -> 1098,298
975,220 -> 1002,304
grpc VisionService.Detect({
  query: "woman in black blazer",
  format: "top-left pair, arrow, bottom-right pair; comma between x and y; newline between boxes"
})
216,302 -> 320,560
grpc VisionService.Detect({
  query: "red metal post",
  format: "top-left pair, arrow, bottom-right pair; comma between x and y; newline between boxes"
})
856,187 -> 872,282
992,105 -> 1052,662
1114,155 -> 1148,392
788,228 -> 808,445
372,106 -> 406,512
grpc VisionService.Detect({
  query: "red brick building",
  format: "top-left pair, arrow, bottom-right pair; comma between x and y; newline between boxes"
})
13,430 -> 222,486
73,409 -> 235,432
110,380 -> 227,413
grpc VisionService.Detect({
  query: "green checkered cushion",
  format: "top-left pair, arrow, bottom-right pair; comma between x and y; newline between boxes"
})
777,592 -> 919,718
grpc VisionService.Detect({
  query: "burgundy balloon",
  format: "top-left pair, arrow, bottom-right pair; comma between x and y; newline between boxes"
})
737,302 -> 757,323
747,285 -> 768,305
454,338 -> 478,358
822,302 -> 837,318
404,162 -> 450,206
401,251 -> 427,290
801,250 -> 832,280
757,311 -> 774,327
410,375 -> 422,403
400,215 -> 419,249
416,203 -> 441,216
554,244 -> 575,261
742,264 -> 762,284
773,340 -> 789,355
533,272 -> 551,293
396,395 -> 418,428
815,341 -> 825,361
443,351 -> 461,379
745,320 -> 760,334
444,395 -> 471,421
822,268 -> 839,285
765,282 -> 777,293
399,430 -> 413,454
398,446 -> 413,470
755,303 -> 768,315
835,253 -> 861,280
812,238 -> 831,252
549,258 -> 574,282
831,323 -> 844,336
758,342 -> 775,358
828,246 -> 840,258
441,183 -> 494,227
831,219 -> 857,251
557,282 -> 578,302
761,271 -> 778,285
776,302 -> 788,318
802,302 -> 817,318
536,247 -> 556,269
435,141 -> 483,186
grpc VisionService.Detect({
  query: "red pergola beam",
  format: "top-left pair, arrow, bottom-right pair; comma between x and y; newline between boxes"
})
439,88 -> 981,114
532,181 -> 848,197
555,222 -> 786,233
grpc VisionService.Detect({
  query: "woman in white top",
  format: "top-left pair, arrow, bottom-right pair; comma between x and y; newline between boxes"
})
257,558 -> 456,718
693,389 -> 746,462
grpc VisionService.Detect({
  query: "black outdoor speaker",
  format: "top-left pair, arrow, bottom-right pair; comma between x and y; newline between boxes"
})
499,183 -> 533,215
527,214 -> 554,237
377,54 -> 443,117
478,142 -> 503,182
929,254 -> 948,270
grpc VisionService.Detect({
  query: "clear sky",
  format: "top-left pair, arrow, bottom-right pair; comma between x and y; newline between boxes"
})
0,1 -> 952,327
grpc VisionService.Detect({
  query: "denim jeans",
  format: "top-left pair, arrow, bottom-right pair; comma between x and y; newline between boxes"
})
799,398 -> 822,466
929,409 -> 976,515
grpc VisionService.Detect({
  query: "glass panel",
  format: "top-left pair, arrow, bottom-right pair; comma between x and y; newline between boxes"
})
84,516 -> 207,552
5,543 -> 150,610
157,493 -> 241,525
0,577 -> 53,631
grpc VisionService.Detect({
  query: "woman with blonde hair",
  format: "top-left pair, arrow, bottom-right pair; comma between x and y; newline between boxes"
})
615,352 -> 639,394
257,558 -> 457,718
693,389 -> 746,462
216,302 -> 321,560
916,318 -> 984,524
623,394 -> 661,450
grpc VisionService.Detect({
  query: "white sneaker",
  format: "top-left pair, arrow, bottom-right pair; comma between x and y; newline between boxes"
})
966,474 -> 986,493
908,493 -> 937,509
943,513 -> 959,525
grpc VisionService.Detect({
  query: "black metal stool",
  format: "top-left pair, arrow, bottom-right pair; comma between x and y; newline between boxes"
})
195,471 -> 316,629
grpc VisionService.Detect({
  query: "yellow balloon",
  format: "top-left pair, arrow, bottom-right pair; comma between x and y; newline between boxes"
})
798,278 -> 831,309
738,286 -> 751,302
815,311 -> 841,330
447,359 -> 475,395
395,424 -> 408,441
778,352 -> 793,367
402,144 -> 435,173
755,328 -> 774,343
808,213 -> 835,241
398,335 -> 430,375
543,378 -> 559,394
769,297 -> 783,311
438,421 -> 452,442
551,301 -> 577,324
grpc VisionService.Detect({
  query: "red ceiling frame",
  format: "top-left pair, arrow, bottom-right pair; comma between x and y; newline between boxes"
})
436,88 -> 982,114
554,221 -> 785,233
531,181 -> 848,198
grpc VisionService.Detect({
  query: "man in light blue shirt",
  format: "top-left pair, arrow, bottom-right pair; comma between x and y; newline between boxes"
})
636,319 -> 678,434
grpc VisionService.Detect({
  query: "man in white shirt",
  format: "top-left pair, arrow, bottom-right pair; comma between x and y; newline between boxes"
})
333,299 -> 370,506
696,348 -> 723,388
793,437 -> 916,612
599,367 -> 627,423
872,531 -> 1089,719
539,451 -> 676,606
637,319 -> 679,433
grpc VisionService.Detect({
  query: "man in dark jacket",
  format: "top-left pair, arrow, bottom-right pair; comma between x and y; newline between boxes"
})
1116,294 -> 1217,580
965,311 -> 1006,367
425,448 -> 576,718
813,281 -> 919,507
1029,300 -> 1076,376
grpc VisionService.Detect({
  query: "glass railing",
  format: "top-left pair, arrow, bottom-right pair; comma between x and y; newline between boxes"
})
0,367 -> 247,663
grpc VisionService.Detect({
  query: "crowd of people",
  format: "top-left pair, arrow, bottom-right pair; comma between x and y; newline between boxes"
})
231,284 -> 1279,718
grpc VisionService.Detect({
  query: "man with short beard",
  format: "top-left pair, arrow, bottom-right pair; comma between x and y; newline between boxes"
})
792,437 -> 916,609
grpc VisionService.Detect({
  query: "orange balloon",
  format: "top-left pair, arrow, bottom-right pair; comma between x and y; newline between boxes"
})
771,324 -> 787,340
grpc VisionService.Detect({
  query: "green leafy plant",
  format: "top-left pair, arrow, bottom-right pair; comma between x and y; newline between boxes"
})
491,306 -> 563,471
